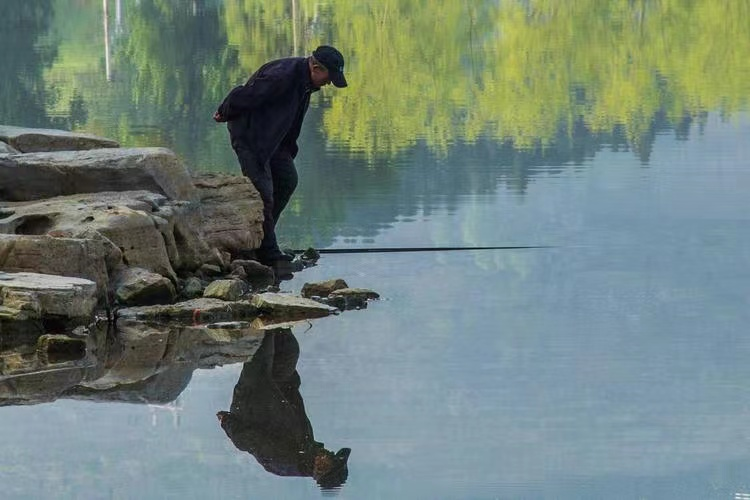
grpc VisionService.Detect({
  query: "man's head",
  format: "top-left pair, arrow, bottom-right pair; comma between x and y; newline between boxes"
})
309,45 -> 347,89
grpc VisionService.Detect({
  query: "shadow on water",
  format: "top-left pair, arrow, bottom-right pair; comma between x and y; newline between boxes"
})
218,330 -> 351,490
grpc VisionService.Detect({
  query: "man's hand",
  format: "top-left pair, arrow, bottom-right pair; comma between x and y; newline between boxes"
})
213,111 -> 227,122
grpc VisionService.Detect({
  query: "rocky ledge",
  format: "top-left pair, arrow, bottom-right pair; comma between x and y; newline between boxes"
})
0,125 -> 379,395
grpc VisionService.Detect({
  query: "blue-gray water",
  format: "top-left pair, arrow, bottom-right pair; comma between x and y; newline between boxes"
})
2,1 -> 750,499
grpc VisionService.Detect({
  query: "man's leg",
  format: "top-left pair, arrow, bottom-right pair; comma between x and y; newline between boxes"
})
269,152 -> 299,224
233,147 -> 281,260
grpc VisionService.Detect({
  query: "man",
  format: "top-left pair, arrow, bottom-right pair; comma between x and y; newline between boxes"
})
213,45 -> 347,266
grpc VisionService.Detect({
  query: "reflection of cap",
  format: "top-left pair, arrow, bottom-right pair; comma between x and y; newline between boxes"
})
312,45 -> 348,88
315,448 -> 351,489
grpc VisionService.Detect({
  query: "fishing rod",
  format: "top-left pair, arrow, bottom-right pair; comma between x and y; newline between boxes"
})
296,245 -> 553,255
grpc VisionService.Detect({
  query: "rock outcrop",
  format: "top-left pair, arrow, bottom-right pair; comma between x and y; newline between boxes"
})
0,124 -> 378,411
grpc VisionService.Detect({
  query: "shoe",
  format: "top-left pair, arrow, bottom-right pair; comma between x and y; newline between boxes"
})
257,251 -> 294,267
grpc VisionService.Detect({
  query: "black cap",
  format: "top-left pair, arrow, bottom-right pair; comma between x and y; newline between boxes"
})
312,45 -> 347,88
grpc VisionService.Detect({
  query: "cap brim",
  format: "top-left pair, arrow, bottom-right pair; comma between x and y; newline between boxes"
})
331,71 -> 347,88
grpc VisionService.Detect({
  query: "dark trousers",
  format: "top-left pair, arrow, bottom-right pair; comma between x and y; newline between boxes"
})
233,147 -> 298,257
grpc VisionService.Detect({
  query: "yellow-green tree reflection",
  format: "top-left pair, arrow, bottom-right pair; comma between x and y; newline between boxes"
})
310,0 -> 750,157
5,0 -> 749,163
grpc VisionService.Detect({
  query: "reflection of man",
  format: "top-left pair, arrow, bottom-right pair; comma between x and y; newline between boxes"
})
217,330 -> 350,489
213,46 -> 347,266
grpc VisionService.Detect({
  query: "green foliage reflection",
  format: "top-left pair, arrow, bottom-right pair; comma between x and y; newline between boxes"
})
315,0 -> 749,157
2,0 -> 748,163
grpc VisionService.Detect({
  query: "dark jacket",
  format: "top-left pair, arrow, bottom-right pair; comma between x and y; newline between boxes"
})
218,57 -> 317,164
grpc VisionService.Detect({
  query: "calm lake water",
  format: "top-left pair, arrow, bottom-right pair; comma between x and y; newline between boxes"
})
2,1 -> 750,499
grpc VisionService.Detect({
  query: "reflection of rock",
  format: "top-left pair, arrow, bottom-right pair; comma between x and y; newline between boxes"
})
251,292 -> 337,321
0,367 -> 89,406
0,147 -> 196,202
0,324 -> 109,405
0,125 -> 119,153
0,318 -> 266,406
36,334 -> 87,365
301,279 -> 349,298
67,362 -> 196,405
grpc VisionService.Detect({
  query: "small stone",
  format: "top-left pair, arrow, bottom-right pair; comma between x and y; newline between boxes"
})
181,277 -> 204,299
329,287 -> 380,300
301,247 -> 320,261
301,279 -> 349,298
203,279 -> 247,301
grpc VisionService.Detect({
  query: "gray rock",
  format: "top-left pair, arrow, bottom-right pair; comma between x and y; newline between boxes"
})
301,278 -> 349,298
301,247 -> 320,262
116,297 -> 259,323
250,292 -> 337,321
203,279 -> 247,301
0,147 -> 197,202
114,267 -> 176,307
0,271 -> 98,323
192,173 -> 264,255
0,125 -> 119,153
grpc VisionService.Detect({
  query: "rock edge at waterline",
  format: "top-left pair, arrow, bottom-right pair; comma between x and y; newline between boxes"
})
0,125 -> 378,337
